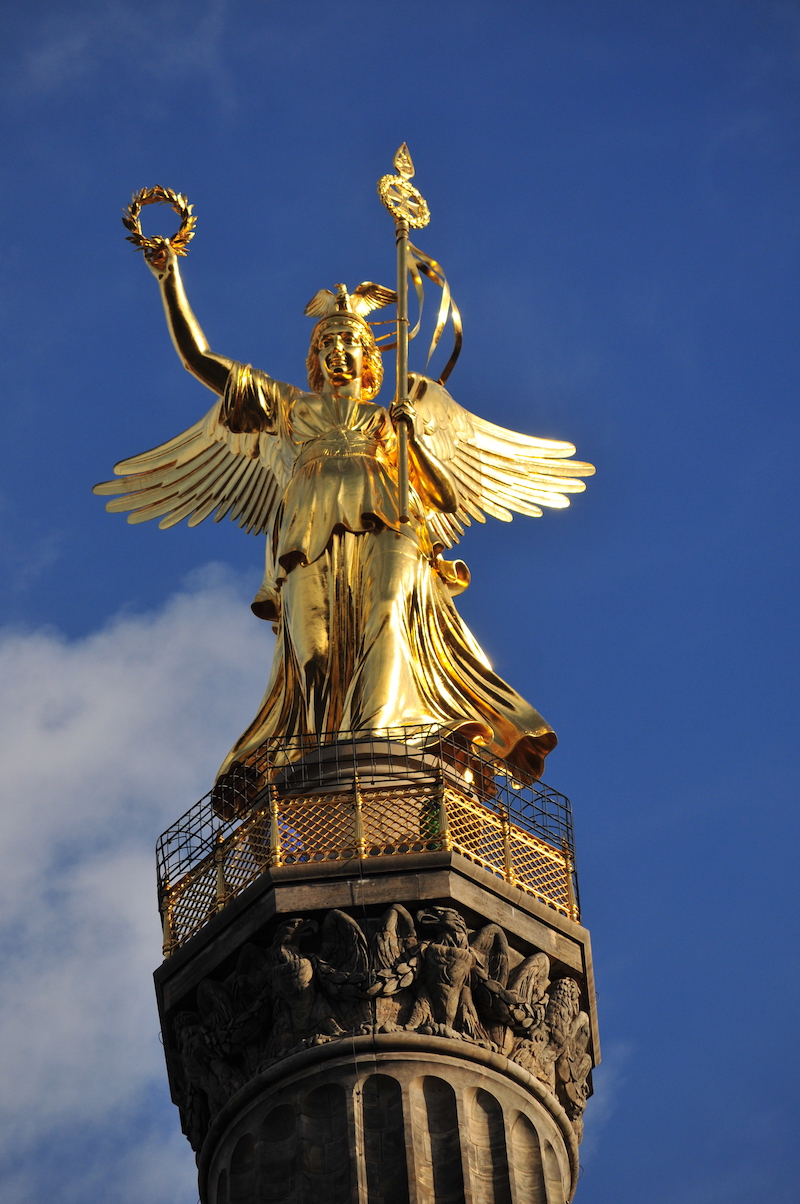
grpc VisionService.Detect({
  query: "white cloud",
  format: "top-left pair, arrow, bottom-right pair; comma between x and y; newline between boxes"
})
0,566 -> 270,1201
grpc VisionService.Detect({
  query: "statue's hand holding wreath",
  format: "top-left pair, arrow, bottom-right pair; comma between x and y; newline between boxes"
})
122,186 -> 196,280
144,241 -> 177,278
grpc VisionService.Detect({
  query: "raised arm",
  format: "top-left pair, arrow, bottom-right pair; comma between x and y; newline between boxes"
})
147,246 -> 232,395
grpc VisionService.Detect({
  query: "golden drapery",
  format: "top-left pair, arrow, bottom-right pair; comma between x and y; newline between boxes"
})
217,363 -> 557,781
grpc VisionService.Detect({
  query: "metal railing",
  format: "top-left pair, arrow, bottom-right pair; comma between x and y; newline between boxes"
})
157,726 -> 579,956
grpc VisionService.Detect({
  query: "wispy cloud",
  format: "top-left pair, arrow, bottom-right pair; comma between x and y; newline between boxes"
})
579,1039 -> 633,1167
5,0 -> 235,107
0,529 -> 62,595
0,567 -> 270,1200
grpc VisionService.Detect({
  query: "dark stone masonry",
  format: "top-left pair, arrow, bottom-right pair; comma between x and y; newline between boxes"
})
155,845 -> 598,1203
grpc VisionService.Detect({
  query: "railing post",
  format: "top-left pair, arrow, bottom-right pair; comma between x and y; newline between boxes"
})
353,772 -> 366,859
563,841 -> 578,921
214,830 -> 228,911
438,776 -> 452,851
501,808 -> 513,883
161,880 -> 176,958
269,784 -> 281,867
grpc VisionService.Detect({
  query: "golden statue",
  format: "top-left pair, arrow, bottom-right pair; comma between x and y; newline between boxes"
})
96,151 -> 594,783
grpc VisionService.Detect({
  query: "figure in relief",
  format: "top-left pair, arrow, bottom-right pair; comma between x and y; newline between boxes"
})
95,154 -> 594,783
168,902 -> 593,1153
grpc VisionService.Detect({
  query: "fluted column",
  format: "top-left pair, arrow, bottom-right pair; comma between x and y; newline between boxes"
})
201,1035 -> 578,1204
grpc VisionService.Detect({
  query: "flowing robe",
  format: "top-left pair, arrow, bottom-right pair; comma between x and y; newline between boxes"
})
218,362 -> 557,780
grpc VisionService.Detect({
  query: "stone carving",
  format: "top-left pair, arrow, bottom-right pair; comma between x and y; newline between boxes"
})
168,905 -> 592,1151
512,975 -> 593,1142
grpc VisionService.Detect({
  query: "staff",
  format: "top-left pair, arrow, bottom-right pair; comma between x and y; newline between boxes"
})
378,144 -> 431,523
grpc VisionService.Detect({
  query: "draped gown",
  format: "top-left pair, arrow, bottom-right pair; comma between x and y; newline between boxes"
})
217,361 -> 557,781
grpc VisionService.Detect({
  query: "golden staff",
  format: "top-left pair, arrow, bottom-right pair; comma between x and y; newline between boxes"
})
378,145 -> 431,523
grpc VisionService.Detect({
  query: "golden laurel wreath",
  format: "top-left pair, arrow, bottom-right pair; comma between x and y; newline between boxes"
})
122,186 -> 197,263
378,175 -> 430,229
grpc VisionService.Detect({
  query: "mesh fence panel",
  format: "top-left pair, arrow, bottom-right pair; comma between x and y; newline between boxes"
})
445,791 -> 500,878
223,831 -> 264,895
278,792 -> 357,862
360,784 -> 443,854
507,830 -> 572,914
168,860 -> 217,948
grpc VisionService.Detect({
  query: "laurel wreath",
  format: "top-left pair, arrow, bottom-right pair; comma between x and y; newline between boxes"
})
377,174 -> 430,229
122,186 -> 196,262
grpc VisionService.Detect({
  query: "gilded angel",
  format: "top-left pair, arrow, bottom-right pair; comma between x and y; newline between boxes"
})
95,246 -> 594,781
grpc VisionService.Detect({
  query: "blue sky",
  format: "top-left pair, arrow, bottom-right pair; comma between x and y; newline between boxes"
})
0,2 -> 798,1201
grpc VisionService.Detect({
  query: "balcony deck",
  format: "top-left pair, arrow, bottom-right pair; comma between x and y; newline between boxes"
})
156,726 -> 579,956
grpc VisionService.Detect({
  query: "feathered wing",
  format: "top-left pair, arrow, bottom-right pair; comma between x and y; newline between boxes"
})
409,375 -> 595,549
304,289 -> 336,317
304,282 -> 396,319
470,923 -> 511,987
507,951 -> 551,1005
316,909 -> 369,992
92,398 -> 291,536
370,904 -> 419,984
351,282 -> 397,316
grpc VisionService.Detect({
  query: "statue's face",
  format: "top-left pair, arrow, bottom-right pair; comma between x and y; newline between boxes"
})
318,322 -> 364,392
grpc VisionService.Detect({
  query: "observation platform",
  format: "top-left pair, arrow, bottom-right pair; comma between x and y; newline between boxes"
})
157,726 -> 580,957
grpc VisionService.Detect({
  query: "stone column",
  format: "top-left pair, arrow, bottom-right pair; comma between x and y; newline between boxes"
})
155,851 -> 598,1204
202,1035 -> 578,1204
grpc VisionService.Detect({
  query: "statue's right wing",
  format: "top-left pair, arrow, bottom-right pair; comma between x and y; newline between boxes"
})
409,374 -> 595,550
93,398 -> 291,535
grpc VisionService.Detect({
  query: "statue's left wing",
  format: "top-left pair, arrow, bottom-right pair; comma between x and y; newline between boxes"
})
409,375 -> 595,549
93,398 -> 291,535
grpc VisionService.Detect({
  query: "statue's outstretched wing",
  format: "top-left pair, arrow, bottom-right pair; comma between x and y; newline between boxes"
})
92,399 -> 291,535
409,375 -> 595,549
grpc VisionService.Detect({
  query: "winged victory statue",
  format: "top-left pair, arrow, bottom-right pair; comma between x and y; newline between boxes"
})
96,159 -> 594,787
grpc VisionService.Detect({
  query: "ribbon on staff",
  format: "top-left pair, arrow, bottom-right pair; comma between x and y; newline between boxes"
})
408,242 -> 463,385
373,243 -> 463,385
